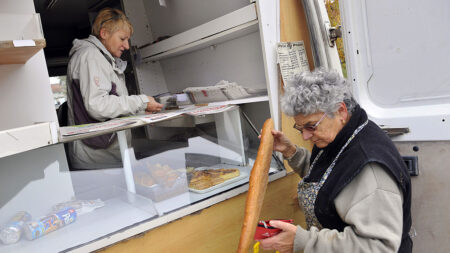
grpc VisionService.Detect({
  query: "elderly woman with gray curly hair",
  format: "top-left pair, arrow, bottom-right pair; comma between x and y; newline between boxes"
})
259,68 -> 412,253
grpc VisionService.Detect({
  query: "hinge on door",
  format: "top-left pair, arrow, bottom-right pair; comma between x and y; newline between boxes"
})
403,156 -> 419,176
381,127 -> 410,137
326,25 -> 342,47
130,45 -> 142,65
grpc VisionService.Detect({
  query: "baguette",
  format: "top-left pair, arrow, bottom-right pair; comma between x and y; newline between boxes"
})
237,118 -> 274,253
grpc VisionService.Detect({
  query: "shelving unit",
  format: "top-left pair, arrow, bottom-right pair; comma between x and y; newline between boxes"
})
139,4 -> 258,62
1,0 -> 283,252
0,39 -> 46,64
0,11 -> 57,159
0,34 -> 57,158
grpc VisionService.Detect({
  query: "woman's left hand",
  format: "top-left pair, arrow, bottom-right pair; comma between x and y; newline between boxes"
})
258,220 -> 297,253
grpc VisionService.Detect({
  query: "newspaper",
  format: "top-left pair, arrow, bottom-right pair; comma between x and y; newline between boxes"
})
182,104 -> 236,116
59,105 -> 236,137
124,111 -> 185,123
276,41 -> 310,85
59,119 -> 137,137
183,80 -> 250,103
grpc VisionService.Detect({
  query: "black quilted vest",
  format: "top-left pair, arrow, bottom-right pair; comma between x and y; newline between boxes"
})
305,105 -> 412,253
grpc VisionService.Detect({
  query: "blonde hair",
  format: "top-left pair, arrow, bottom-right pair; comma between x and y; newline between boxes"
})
92,8 -> 133,37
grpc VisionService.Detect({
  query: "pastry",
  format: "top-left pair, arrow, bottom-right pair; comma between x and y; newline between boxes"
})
148,163 -> 180,187
188,168 -> 240,190
164,170 -> 180,187
134,172 -> 155,187
215,168 -> 240,180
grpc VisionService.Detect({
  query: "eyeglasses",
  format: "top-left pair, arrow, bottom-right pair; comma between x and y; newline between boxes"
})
100,11 -> 121,28
293,112 -> 327,133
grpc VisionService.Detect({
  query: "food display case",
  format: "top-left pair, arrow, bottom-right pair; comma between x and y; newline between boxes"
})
0,105 -> 286,253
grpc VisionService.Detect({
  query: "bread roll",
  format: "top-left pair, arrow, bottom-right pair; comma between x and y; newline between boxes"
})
237,118 -> 274,253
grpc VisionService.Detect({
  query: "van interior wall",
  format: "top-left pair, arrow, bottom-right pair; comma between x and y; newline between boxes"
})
395,141 -> 450,253
158,32 -> 266,93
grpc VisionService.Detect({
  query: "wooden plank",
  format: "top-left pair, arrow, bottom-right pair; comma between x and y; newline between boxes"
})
0,39 -> 46,64
280,0 -> 315,173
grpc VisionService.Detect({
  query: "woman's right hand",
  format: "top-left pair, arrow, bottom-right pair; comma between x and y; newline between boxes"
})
271,130 -> 296,158
145,96 -> 163,113
258,220 -> 297,253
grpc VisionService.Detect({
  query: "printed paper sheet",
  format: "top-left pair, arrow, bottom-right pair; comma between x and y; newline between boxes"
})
277,41 -> 310,85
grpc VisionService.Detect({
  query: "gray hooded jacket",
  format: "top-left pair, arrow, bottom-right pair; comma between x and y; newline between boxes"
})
66,35 -> 148,169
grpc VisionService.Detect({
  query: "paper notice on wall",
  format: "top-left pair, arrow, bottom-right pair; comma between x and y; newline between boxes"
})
13,40 -> 36,47
276,41 -> 310,86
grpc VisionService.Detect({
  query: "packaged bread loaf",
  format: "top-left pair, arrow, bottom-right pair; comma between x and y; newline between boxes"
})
237,118 -> 274,253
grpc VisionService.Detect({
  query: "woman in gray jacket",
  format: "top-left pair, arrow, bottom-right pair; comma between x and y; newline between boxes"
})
66,8 -> 162,169
258,68 -> 412,253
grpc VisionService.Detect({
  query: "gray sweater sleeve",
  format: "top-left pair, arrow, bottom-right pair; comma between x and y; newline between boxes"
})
286,146 -> 311,178
293,163 -> 404,253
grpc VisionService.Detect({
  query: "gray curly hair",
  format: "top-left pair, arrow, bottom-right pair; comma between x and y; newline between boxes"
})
281,68 -> 356,117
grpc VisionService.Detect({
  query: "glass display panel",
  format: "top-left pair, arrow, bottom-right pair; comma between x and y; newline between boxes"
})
0,106 -> 284,252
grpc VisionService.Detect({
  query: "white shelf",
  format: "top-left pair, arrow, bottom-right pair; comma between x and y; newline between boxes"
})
0,122 -> 57,158
0,39 -> 46,64
58,120 -> 147,144
140,4 -> 258,62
